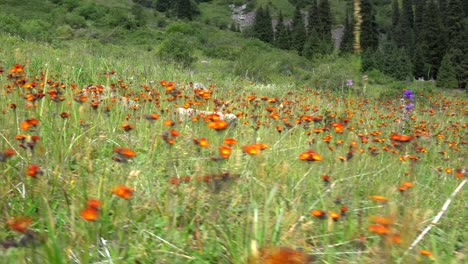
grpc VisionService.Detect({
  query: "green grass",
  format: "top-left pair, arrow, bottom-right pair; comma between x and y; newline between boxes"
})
0,33 -> 466,264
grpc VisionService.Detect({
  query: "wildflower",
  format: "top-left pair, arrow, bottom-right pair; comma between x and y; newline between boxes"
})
112,185 -> 134,200
0,149 -> 15,162
121,123 -> 134,132
419,249 -> 433,257
80,199 -> 101,221
299,150 -> 322,162
345,79 -> 353,87
7,216 -> 32,233
27,164 -> 42,177
310,210 -> 326,219
219,145 -> 232,159
223,138 -> 237,146
253,246 -> 314,264
208,120 -> 229,130
369,195 -> 388,203
329,212 -> 340,221
368,224 -> 389,235
403,90 -> 414,101
193,138 -> 209,148
113,147 -> 136,162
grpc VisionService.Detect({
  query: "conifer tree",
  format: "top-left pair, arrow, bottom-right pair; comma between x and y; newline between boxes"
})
317,0 -> 332,41
418,0 -> 445,79
340,9 -> 354,53
291,5 -> 307,55
176,0 -> 194,20
360,0 -> 379,51
307,0 -> 320,34
446,0 -> 465,45
437,50 -> 459,88
253,6 -> 274,44
390,0 -> 399,40
155,0 -> 173,12
274,11 -> 291,50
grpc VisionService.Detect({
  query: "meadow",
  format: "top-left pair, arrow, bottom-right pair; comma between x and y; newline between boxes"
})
0,34 -> 466,264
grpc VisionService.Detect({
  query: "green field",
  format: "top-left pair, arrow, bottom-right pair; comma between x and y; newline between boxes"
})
0,32 -> 466,264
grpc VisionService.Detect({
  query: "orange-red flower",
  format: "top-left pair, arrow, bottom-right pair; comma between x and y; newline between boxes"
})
80,199 -> 101,221
0,149 -> 15,162
208,120 -> 229,130
80,207 -> 99,221
112,185 -> 134,199
20,118 -> 39,131
243,143 -> 268,155
253,246 -> 314,264
329,211 -> 340,221
114,147 -> 137,158
369,195 -> 388,203
310,210 -> 326,219
27,164 -> 42,177
7,216 -> 32,233
223,138 -> 237,146
368,224 -> 389,235
219,145 -> 232,159
390,133 -> 413,142
121,123 -> 134,131
194,138 -> 209,148
419,249 -> 433,257
299,150 -> 322,162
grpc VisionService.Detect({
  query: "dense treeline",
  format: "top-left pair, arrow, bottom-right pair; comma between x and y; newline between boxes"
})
250,0 -> 467,88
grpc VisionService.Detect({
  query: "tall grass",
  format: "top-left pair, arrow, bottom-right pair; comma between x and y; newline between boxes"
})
0,34 -> 466,264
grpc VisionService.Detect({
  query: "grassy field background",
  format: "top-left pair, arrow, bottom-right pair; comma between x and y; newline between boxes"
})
0,33 -> 466,264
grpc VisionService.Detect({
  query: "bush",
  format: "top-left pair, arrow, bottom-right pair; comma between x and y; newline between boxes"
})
157,33 -> 197,67
0,14 -> 20,34
65,12 -> 87,29
19,19 -> 52,41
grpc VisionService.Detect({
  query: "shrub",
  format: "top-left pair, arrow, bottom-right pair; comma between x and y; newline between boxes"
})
157,33 -> 197,67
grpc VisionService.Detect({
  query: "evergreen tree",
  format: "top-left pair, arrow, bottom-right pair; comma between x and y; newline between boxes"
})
395,0 -> 415,53
307,0 -> 320,34
436,49 -> 459,88
375,41 -> 413,80
291,5 -> 307,55
360,0 -> 379,52
155,0 -> 173,12
253,6 -> 274,44
418,0 -> 446,79
176,0 -> 194,20
446,0 -> 465,45
340,9 -> 354,53
274,11 -> 291,50
391,0 -> 399,40
317,0 -> 332,41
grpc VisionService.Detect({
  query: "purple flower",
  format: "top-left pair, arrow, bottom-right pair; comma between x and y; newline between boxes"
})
403,90 -> 414,101
405,103 -> 414,111
345,79 -> 353,87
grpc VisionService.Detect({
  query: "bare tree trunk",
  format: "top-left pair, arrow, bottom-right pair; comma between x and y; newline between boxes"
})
353,0 -> 362,53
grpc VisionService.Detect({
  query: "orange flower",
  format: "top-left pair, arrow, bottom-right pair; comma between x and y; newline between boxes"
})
390,133 -> 413,142
369,195 -> 388,203
0,149 -> 15,162
370,215 -> 395,226
329,211 -> 340,221
60,112 -> 71,118
368,224 -> 389,235
114,147 -> 137,158
121,123 -> 134,131
330,122 -> 345,133
208,120 -> 229,130
144,114 -> 160,121
322,175 -> 330,183
86,199 -> 102,209
7,216 -> 32,233
219,145 -> 232,159
112,185 -> 134,200
310,210 -> 326,219
9,64 -> 24,73
80,207 -> 99,221
163,119 -> 175,126
299,150 -> 322,162
253,246 -> 314,264
223,138 -> 237,146
27,164 -> 42,177
419,249 -> 433,257
243,145 -> 261,155
193,138 -> 209,148
20,118 -> 39,131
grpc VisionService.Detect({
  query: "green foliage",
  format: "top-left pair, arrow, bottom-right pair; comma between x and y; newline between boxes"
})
253,6 -> 274,43
157,32 -> 197,66
436,50 -> 459,89
340,10 -> 354,53
0,14 -> 20,34
360,0 -> 379,52
274,11 -> 291,50
291,5 -> 307,55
